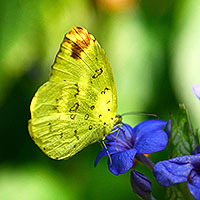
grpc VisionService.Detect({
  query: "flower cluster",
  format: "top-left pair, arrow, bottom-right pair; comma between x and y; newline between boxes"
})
152,85 -> 200,200
94,85 -> 200,200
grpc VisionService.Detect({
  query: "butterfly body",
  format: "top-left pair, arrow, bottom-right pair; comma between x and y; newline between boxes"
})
28,27 -> 120,160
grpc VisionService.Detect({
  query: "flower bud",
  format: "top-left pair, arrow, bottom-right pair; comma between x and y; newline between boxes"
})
130,170 -> 152,200
192,145 -> 200,155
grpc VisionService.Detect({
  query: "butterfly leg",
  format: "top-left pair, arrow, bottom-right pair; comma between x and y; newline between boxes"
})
99,140 -> 113,167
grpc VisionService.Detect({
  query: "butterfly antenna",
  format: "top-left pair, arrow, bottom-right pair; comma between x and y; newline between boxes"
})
100,140 -> 113,167
121,111 -> 159,118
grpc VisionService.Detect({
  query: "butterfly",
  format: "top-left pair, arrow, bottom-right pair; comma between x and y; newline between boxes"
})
28,26 -> 122,160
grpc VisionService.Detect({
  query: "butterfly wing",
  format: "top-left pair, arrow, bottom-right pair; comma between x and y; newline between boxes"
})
28,27 -> 118,160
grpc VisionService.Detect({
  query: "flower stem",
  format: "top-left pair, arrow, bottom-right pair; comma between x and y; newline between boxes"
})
135,154 -> 155,170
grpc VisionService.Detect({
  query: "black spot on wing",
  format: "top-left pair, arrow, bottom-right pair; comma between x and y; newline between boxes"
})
101,87 -> 109,94
90,105 -> 95,110
84,114 -> 89,120
69,103 -> 79,112
74,130 -> 79,140
92,68 -> 103,79
74,83 -> 80,97
70,114 -> 76,120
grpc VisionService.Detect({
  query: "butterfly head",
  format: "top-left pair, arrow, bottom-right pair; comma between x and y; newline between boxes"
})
114,114 -> 122,125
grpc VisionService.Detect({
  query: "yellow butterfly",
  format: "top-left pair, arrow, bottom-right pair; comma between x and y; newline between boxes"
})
28,26 -> 121,160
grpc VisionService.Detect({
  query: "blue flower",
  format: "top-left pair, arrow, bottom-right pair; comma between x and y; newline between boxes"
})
192,84 -> 200,100
153,153 -> 200,200
95,120 -> 169,175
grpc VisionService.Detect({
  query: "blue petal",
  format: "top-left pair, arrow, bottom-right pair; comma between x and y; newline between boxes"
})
94,144 -> 120,167
94,148 -> 108,167
192,84 -> 200,100
133,120 -> 168,154
153,155 -> 199,186
108,148 -> 137,175
95,124 -> 135,167
106,123 -> 134,146
105,141 -> 129,152
187,170 -> 200,200
133,120 -> 167,142
188,183 -> 200,200
191,154 -> 200,169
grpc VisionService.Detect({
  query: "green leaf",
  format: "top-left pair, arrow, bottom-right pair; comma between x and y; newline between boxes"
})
169,104 -> 200,158
166,183 -> 195,200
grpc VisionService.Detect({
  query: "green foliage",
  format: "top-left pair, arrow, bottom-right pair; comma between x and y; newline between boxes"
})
169,104 -> 199,158
166,183 -> 194,200
166,104 -> 199,200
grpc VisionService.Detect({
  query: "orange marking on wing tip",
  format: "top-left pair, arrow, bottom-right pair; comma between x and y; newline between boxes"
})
65,26 -> 93,60
73,26 -> 91,47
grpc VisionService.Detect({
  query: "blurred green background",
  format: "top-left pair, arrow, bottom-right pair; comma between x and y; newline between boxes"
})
0,0 -> 200,199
